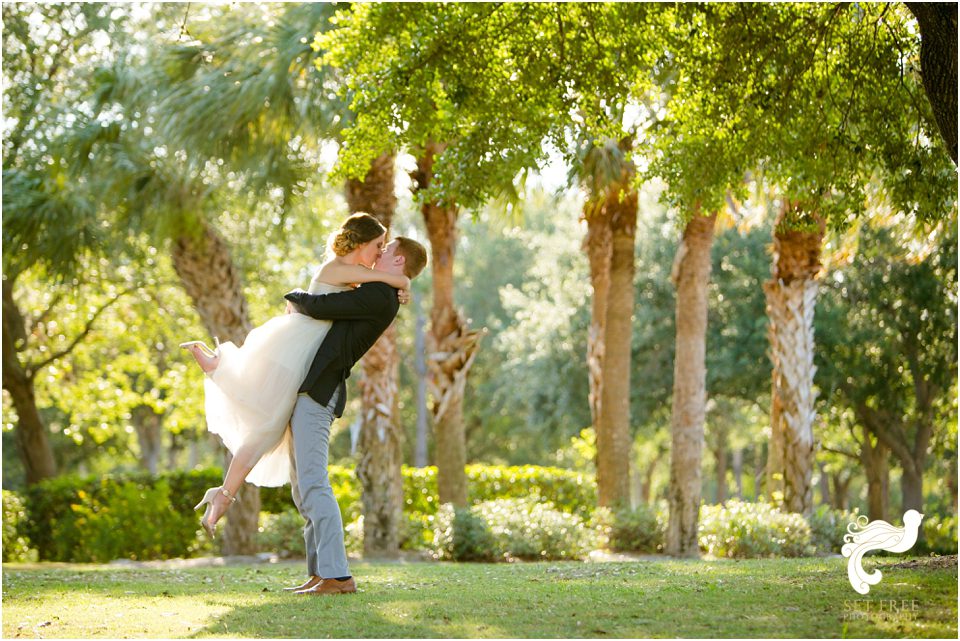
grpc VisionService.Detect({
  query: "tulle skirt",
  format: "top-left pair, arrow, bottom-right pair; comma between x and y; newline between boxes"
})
203,312 -> 333,487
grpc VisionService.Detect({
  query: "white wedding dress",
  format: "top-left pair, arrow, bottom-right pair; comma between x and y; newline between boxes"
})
203,278 -> 351,487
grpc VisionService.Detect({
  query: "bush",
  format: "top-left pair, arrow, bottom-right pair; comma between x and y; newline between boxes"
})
257,508 -> 306,558
806,505 -> 860,554
2,490 -> 37,562
467,465 -> 596,518
592,502 -> 665,553
23,472 -> 213,562
17,463 -> 594,562
922,515 -> 958,555
698,500 -> 814,558
432,504 -> 499,562
259,465 -> 358,519
476,497 -> 597,561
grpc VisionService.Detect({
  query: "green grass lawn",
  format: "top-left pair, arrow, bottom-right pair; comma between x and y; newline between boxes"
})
2,555 -> 956,638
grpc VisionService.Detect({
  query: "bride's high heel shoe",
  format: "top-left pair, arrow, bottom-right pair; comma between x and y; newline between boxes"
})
194,486 -> 237,538
179,337 -> 220,357
180,337 -> 221,373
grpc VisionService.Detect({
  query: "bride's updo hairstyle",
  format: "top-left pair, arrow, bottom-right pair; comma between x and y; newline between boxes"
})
328,213 -> 387,257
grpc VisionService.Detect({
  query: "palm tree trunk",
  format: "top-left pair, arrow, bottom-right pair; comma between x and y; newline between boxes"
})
596,186 -> 637,508
666,209 -> 717,557
763,202 -> 824,516
412,142 -> 482,507
414,301 -> 430,468
171,220 -> 259,555
2,276 -> 58,484
345,151 -> 405,557
583,208 -> 612,433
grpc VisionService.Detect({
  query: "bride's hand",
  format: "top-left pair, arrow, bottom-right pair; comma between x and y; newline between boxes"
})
398,288 -> 411,305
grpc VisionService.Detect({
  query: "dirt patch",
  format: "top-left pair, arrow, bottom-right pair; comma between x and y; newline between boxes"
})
886,555 -> 957,571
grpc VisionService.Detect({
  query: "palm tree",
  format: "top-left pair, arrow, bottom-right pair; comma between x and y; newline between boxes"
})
344,150 -> 407,556
579,137 -> 638,508
2,3 -> 131,485
411,141 -> 484,507
50,3 -> 341,553
665,207 -> 718,555
763,202 -> 824,515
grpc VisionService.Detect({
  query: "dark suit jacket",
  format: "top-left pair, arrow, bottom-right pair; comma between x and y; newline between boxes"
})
284,282 -> 399,417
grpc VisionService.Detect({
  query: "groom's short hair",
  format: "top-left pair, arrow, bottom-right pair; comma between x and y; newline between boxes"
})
395,237 -> 428,279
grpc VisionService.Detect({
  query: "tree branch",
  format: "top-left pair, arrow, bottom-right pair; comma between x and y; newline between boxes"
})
25,284 -> 140,378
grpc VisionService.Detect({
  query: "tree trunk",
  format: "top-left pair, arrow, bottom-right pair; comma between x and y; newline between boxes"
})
640,450 -> 663,505
2,276 -> 58,484
356,324 -> 404,556
414,300 -> 429,468
714,427 -> 728,505
595,184 -> 637,508
732,448 -> 744,499
830,472 -> 851,510
583,207 -> 612,433
861,432 -> 889,521
906,3 -> 958,164
765,378 -> 785,501
666,209 -> 717,557
346,151 -> 405,557
816,461 -> 830,507
412,142 -> 482,507
764,203 -> 824,515
171,220 -> 259,555
132,404 -> 163,475
900,462 -> 924,514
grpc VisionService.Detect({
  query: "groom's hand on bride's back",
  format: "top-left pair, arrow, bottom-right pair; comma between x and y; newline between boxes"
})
284,288 -> 307,314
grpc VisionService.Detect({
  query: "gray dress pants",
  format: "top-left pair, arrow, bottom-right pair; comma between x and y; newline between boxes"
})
289,389 -> 350,579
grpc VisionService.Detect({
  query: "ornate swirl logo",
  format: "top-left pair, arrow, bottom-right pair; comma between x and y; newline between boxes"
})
841,510 -> 924,594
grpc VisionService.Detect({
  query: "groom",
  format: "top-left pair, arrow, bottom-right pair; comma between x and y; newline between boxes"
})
281,236 -> 428,596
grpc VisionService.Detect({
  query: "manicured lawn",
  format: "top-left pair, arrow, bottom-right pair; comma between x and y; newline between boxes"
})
2,555 -> 955,638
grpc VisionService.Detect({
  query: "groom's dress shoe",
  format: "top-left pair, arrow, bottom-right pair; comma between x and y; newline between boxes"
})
300,577 -> 357,595
286,576 -> 322,592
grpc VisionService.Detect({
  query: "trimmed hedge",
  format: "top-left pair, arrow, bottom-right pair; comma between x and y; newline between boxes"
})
16,464 -> 594,562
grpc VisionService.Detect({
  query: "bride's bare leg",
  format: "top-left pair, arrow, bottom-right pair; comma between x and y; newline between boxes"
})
205,442 -> 260,526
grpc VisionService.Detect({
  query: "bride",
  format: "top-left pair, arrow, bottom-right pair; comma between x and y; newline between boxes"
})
181,213 -> 409,537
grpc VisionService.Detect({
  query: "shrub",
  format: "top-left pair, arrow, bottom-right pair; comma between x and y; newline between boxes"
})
806,505 -> 860,554
922,515 -> 958,555
432,504 -> 499,562
2,490 -> 37,562
259,465 -> 358,519
467,465 -> 596,518
23,472 -> 212,562
401,511 -> 434,551
476,497 -> 597,561
698,499 -> 814,558
591,502 -> 665,553
257,508 -> 306,559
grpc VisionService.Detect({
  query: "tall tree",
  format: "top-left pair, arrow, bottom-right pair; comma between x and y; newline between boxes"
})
665,208 -> 718,555
411,142 -> 483,507
344,150 -> 407,555
763,205 -> 825,515
580,139 -> 639,508
2,3 -> 129,484
906,3 -> 958,164
817,221 -> 957,514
